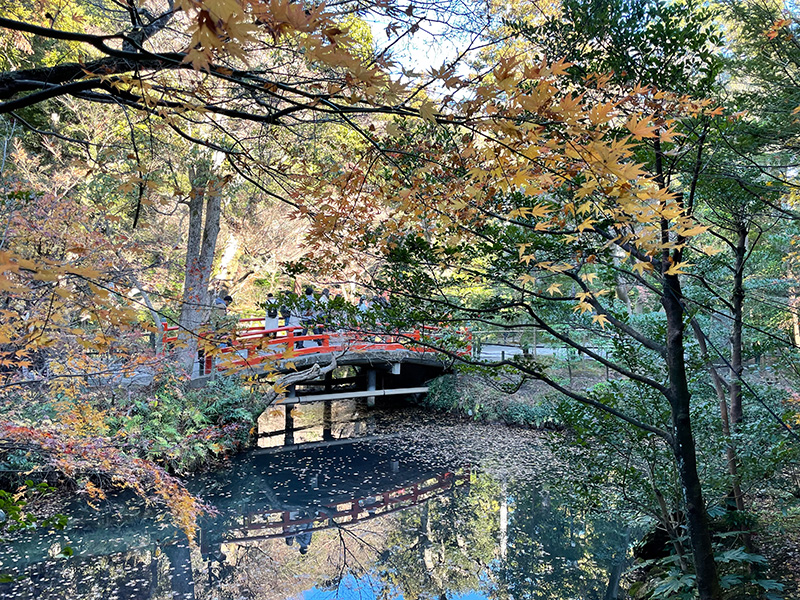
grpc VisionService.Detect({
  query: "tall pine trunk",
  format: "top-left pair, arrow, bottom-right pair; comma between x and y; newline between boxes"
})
177,161 -> 223,374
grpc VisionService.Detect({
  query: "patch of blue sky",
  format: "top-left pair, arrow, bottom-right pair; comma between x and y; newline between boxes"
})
301,572 -> 490,600
360,4 -> 485,80
302,573 -> 394,600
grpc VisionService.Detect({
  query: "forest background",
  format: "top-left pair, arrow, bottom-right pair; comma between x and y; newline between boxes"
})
2,0 -> 800,598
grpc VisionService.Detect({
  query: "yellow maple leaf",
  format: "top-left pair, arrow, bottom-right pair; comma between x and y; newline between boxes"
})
665,261 -> 693,276
573,301 -> 593,314
419,101 -> 438,123
546,283 -> 562,296
530,204 -> 553,218
698,245 -> 723,256
632,261 -> 654,275
588,102 -> 615,126
592,314 -> 610,329
626,116 -> 658,140
511,170 -> 530,187
580,272 -> 598,284
678,225 -> 708,237
659,204 -> 684,220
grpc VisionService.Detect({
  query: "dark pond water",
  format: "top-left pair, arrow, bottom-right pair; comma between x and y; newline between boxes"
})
1,399 -> 629,600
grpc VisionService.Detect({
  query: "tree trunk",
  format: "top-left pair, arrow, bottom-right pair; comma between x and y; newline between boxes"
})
662,273 -> 722,600
690,319 -> 746,517
604,529 -> 630,600
792,288 -> 800,348
177,161 -> 223,374
730,225 -> 746,427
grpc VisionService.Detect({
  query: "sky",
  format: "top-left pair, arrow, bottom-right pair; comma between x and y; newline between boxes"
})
302,572 -> 491,600
365,5 -> 483,77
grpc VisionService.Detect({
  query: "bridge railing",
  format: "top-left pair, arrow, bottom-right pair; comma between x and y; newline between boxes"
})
161,319 -> 464,376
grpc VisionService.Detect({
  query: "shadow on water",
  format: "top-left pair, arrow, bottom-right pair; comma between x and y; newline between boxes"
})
1,397 -> 630,600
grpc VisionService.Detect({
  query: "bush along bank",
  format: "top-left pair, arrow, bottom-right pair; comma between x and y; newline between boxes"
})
108,370 -> 266,474
1,369 -> 265,495
418,373 -> 563,429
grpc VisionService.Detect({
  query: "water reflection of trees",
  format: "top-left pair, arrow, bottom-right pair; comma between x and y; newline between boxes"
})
199,472 -> 497,600
495,482 -> 628,600
375,473 -> 499,600
200,519 -> 393,600
2,474 -> 628,600
201,471 -> 627,600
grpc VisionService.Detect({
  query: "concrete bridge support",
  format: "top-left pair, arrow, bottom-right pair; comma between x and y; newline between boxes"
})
366,369 -> 377,408
284,407 -> 294,446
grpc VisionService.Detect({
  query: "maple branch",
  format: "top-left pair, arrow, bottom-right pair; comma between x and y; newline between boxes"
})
167,122 -> 245,156
10,111 -> 91,148
685,119 -> 708,216
563,271 -> 667,357
364,298 -> 673,441
379,267 -> 670,395
0,79 -> 105,113
225,156 -> 305,212
520,304 -> 669,395
0,16 -> 123,52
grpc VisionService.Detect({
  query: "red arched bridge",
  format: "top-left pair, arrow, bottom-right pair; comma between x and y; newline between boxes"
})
162,319 -> 470,402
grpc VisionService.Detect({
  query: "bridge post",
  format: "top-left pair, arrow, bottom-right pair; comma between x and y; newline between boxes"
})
323,400 -> 334,441
164,543 -> 195,600
366,369 -> 376,408
285,406 -> 294,446
500,481 -> 508,560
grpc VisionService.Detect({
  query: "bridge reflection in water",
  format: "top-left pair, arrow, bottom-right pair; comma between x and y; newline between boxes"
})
227,470 -> 469,545
201,397 -> 470,554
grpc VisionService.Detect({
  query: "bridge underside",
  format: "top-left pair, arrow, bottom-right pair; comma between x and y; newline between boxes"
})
259,348 -> 446,375
274,349 -> 447,404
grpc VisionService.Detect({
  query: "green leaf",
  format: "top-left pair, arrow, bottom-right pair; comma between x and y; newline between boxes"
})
756,580 -> 785,592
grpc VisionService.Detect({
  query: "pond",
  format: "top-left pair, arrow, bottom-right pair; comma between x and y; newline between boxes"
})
1,399 -> 629,600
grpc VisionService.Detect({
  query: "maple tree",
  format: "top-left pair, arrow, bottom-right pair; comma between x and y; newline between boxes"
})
0,0 -> 478,549
293,51 -> 730,596
2,1 -> 800,596
0,0 -> 450,369
290,4 -> 800,597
